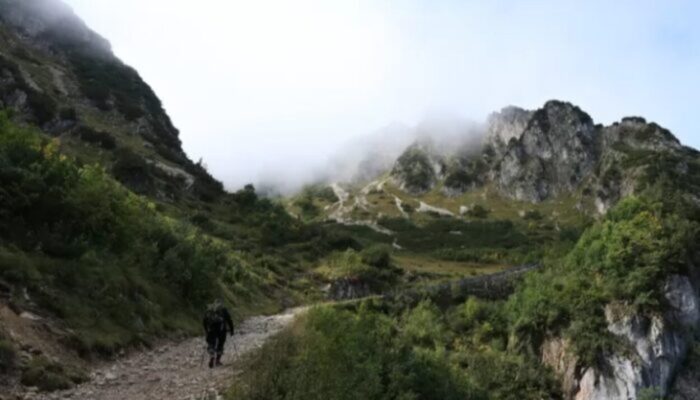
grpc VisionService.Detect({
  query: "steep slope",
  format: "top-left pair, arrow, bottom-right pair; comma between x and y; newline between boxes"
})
0,1 -> 342,394
0,0 -> 221,201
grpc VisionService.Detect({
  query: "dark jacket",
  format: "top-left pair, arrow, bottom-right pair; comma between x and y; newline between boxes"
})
203,306 -> 234,335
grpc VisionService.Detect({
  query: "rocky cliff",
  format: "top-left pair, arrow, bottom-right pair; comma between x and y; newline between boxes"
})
542,273 -> 700,400
389,100 -> 698,215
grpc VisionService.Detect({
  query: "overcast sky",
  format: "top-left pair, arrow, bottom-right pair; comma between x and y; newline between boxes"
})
63,0 -> 700,190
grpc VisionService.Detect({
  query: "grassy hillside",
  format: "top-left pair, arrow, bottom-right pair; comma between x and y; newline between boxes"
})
229,190 -> 700,400
289,180 -> 591,286
0,113 -> 351,389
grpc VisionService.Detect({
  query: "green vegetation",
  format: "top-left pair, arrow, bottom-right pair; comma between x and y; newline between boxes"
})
232,188 -> 699,398
229,301 -> 560,400
443,158 -> 488,192
465,204 -> 490,218
20,356 -> 88,392
393,146 -> 437,193
0,54 -> 57,124
0,112 -> 331,357
314,246 -> 401,291
0,339 -> 16,373
294,190 -> 320,220
375,216 -> 576,266
74,125 -> 117,150
507,194 -> 699,365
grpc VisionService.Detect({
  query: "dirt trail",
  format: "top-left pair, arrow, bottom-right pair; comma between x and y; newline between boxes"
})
23,308 -> 305,400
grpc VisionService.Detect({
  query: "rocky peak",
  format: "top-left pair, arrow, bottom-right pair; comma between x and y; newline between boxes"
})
602,116 -> 682,152
484,105 -> 532,157
496,100 -> 599,202
390,139 -> 446,194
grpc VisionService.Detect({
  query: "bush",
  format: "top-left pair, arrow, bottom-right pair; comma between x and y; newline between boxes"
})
466,205 -> 490,219
295,191 -> 319,220
20,357 -> 87,392
360,245 -> 392,269
230,302 -> 560,400
392,147 -> 436,193
444,169 -> 475,191
74,126 -> 116,149
111,148 -> 155,193
229,306 -> 481,400
0,339 -> 17,373
522,210 -> 543,221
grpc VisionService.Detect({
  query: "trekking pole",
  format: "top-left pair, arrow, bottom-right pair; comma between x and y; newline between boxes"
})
231,331 -> 239,356
199,342 -> 208,368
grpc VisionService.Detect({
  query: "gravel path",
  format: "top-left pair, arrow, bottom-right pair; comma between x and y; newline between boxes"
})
23,308 -> 305,400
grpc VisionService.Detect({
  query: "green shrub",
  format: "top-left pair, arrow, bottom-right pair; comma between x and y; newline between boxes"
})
229,306 -> 481,400
507,196 -> 699,365
444,169 -> 475,190
20,356 -> 87,392
466,205 -> 490,219
393,147 -> 436,193
230,303 -> 560,400
0,339 -> 17,373
400,300 -> 448,348
74,126 -> 116,149
295,191 -> 319,220
522,210 -> 543,221
0,55 -> 57,124
111,148 -> 155,194
360,244 -> 392,269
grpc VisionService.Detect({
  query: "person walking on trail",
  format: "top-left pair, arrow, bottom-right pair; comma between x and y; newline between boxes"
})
203,299 -> 234,368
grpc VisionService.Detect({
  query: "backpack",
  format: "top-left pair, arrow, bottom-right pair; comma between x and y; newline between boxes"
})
204,305 -> 224,332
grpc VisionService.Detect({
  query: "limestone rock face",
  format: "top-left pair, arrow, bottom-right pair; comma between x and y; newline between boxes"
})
542,274 -> 700,400
327,278 -> 372,301
484,106 -> 533,158
388,99 -> 697,214
496,101 -> 598,202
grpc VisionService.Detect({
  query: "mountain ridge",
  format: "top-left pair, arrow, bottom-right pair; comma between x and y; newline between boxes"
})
292,99 -> 698,227
0,0 -> 223,202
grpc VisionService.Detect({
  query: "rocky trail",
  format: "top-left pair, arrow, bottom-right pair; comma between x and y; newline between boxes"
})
18,308 -> 305,400
9,265 -> 537,400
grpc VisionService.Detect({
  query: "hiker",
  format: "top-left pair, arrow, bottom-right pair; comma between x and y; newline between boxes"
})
203,299 -> 234,368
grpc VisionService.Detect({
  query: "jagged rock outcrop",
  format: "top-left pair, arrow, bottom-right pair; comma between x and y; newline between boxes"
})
327,278 -> 372,301
388,100 -> 698,215
542,274 -> 700,400
591,118 -> 686,214
496,101 -> 599,202
484,105 -> 533,158
390,141 -> 445,194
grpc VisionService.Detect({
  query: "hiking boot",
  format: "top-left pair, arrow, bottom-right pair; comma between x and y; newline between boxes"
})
215,355 -> 223,366
208,357 -> 215,368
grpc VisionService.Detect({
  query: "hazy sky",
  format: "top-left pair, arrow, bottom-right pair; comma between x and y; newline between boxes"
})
63,0 -> 700,190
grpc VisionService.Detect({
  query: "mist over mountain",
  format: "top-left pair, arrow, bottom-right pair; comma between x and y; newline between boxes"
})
59,0 -> 700,194
1,2 -> 700,400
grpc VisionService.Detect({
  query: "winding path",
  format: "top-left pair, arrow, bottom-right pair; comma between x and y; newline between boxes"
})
24,308 -> 305,400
